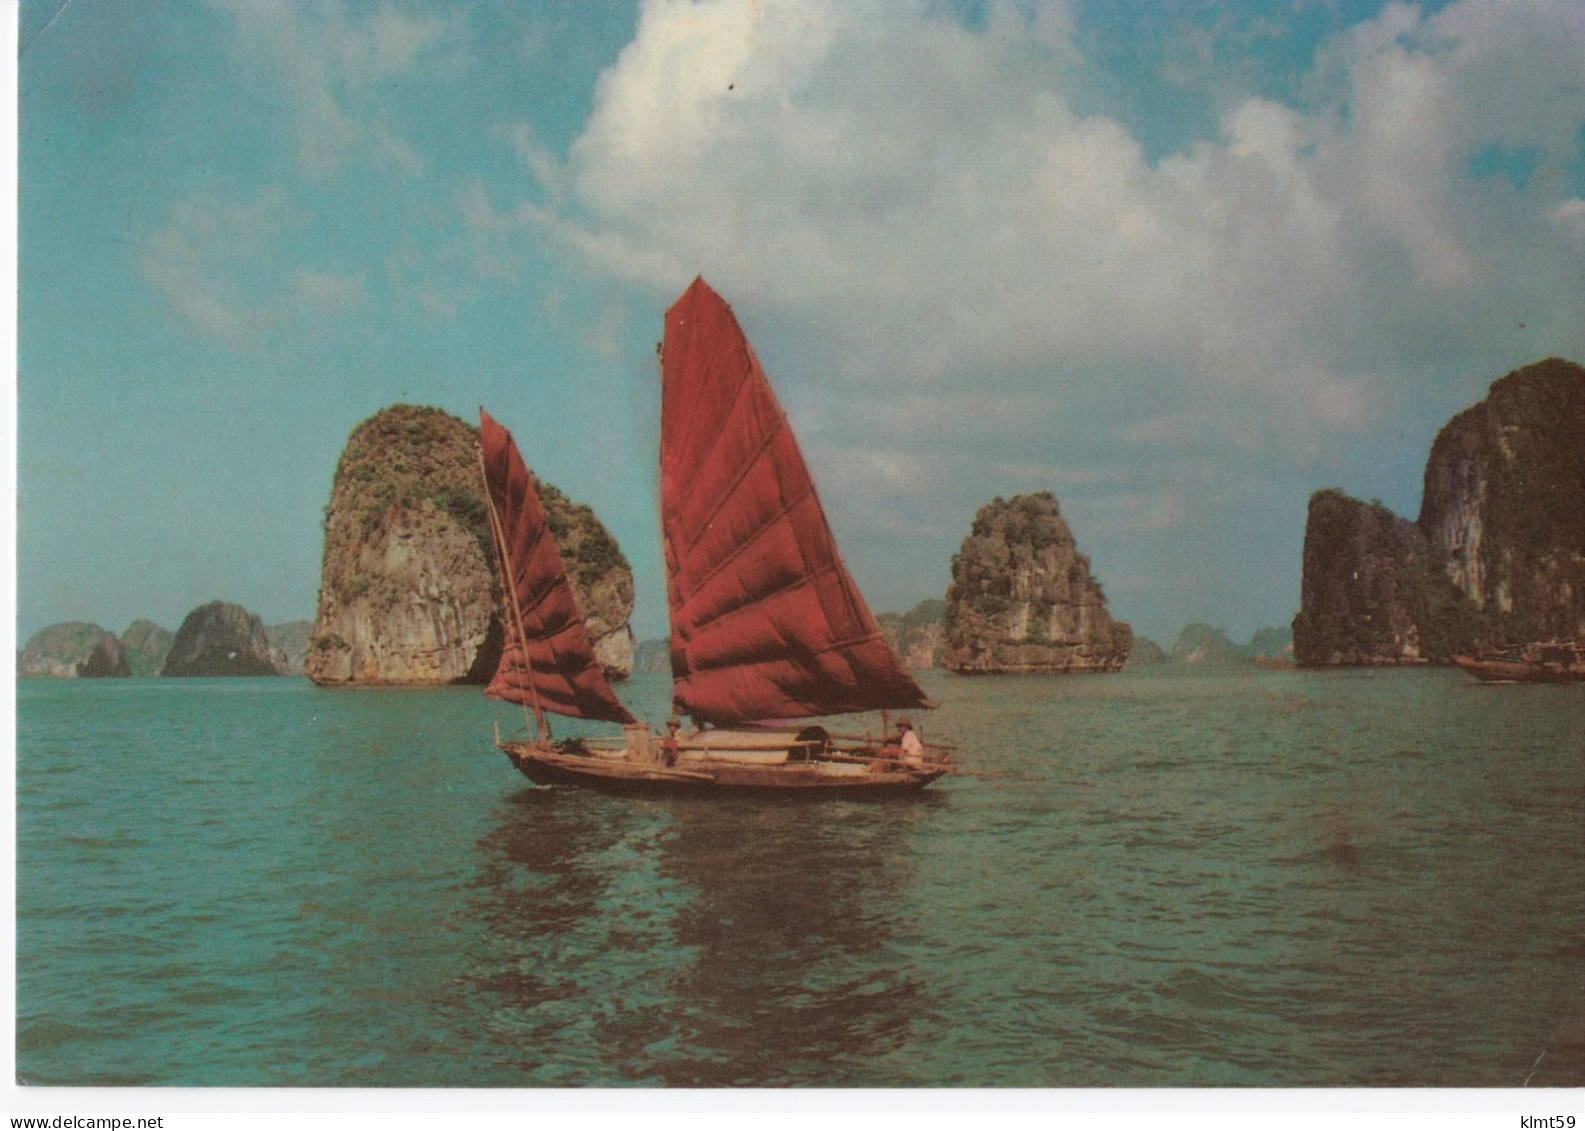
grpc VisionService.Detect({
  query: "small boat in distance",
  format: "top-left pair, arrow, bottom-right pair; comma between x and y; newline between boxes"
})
1451,641 -> 1585,684
476,278 -> 951,797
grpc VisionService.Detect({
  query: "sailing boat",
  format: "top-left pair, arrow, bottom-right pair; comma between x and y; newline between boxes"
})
479,278 -> 950,797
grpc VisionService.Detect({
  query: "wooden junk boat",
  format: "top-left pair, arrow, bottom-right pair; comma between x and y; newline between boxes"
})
1451,641 -> 1585,684
476,278 -> 950,798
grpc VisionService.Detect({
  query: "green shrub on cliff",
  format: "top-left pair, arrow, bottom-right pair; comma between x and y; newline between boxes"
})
944,491 -> 1131,673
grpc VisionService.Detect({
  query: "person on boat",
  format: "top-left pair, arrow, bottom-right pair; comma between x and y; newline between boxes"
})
895,718 -> 926,768
660,716 -> 682,767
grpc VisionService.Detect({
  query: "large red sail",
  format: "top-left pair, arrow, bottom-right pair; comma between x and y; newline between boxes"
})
479,409 -> 636,726
661,277 -> 932,725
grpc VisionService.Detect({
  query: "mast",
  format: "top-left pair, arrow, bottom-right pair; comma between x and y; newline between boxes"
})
478,440 -> 547,742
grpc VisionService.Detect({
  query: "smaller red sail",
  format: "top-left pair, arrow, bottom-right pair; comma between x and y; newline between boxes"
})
478,409 -> 635,725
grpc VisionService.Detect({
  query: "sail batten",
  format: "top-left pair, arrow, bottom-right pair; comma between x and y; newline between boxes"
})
675,409 -> 789,562
661,277 -> 932,725
681,481 -> 819,598
479,409 -> 636,726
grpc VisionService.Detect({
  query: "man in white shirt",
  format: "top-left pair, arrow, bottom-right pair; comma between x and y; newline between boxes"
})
895,718 -> 925,767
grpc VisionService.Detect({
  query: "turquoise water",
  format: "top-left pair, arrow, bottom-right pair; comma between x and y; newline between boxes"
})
15,668 -> 1584,1087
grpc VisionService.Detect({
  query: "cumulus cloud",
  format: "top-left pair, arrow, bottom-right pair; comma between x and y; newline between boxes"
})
500,0 -> 1584,635
527,0 -> 1583,443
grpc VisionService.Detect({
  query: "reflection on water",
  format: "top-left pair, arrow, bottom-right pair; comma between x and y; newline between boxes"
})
465,789 -> 941,1085
15,670 -> 1584,1087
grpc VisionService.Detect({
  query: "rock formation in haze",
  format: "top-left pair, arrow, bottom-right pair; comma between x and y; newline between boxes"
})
1247,625 -> 1295,663
161,601 -> 282,677
307,404 -> 634,686
1293,358 -> 1584,665
1126,637 -> 1168,666
1170,623 -> 1246,666
121,620 -> 174,676
877,599 -> 946,668
943,492 -> 1132,673
1126,626 -> 1291,668
77,635 -> 132,677
634,638 -> 671,675
1169,623 -> 1295,666
18,622 -> 122,678
266,621 -> 314,676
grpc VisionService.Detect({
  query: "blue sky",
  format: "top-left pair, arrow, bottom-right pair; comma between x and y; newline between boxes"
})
17,0 -> 1585,648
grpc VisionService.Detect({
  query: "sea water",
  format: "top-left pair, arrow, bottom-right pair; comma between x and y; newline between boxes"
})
14,668 -> 1584,1087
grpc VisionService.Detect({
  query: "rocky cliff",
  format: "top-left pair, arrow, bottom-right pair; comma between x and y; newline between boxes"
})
162,601 -> 282,677
1294,358 -> 1584,665
121,620 -> 174,676
877,599 -> 946,668
1418,357 -> 1585,643
943,492 -> 1132,673
307,404 -> 634,686
18,622 -> 122,678
77,635 -> 132,677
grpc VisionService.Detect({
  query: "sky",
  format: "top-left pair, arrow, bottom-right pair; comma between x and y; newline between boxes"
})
15,0 -> 1585,650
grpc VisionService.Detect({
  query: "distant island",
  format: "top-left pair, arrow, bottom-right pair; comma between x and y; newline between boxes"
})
877,599 -> 946,669
18,606 -> 311,679
1128,624 -> 1294,669
1293,357 -> 1584,666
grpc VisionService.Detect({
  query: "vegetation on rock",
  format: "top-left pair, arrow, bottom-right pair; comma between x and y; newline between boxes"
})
877,599 -> 947,668
943,492 -> 1131,673
308,404 -> 634,686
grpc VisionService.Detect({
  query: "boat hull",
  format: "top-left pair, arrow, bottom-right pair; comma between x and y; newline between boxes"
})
1452,654 -> 1585,684
500,741 -> 946,799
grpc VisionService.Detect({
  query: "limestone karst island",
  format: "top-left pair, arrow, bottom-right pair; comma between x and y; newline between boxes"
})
1292,357 -> 1584,666
18,358 -> 1582,684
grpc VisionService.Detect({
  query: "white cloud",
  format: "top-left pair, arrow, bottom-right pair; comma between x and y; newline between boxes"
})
140,190 -> 372,342
524,0 -> 1583,453
1067,490 -> 1196,535
488,0 -> 1584,636
1552,199 -> 1585,240
138,187 -> 291,345
207,0 -> 461,178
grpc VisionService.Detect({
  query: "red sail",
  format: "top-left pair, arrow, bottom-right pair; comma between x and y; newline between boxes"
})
479,409 -> 636,725
661,277 -> 932,725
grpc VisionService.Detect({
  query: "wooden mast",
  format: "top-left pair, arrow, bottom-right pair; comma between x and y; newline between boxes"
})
478,439 -> 549,743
